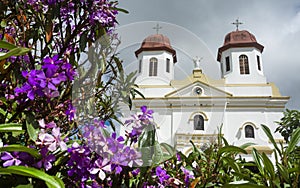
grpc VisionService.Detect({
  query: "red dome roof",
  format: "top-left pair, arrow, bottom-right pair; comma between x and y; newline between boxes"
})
217,30 -> 264,61
135,34 -> 177,62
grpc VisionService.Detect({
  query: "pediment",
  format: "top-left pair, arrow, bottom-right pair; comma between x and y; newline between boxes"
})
165,81 -> 232,98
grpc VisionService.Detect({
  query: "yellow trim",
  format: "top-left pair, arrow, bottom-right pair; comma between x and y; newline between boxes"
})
225,83 -> 272,87
138,85 -> 173,88
134,105 -> 286,109
175,133 -> 221,136
133,96 -> 289,100
239,122 -> 259,130
170,72 -> 225,87
269,82 -> 283,97
268,139 -> 286,144
165,80 -> 232,97
188,111 -> 209,121
244,146 -> 273,155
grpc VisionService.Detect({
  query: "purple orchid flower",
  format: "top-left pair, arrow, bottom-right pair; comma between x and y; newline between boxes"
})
36,126 -> 67,152
156,166 -> 170,184
89,158 -> 111,180
1,151 -> 33,167
35,147 -> 56,171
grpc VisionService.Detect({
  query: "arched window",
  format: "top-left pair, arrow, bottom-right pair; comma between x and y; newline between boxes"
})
194,115 -> 204,130
245,125 -> 255,138
149,57 -> 158,76
239,55 -> 250,74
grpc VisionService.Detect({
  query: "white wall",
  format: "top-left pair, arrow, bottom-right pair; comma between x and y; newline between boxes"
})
220,48 -> 267,84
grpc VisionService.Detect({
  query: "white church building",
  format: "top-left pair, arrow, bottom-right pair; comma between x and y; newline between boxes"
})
121,26 -> 289,157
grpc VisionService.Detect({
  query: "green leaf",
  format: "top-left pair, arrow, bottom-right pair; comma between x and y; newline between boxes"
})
25,115 -> 39,142
223,156 -> 241,172
0,145 -> 41,159
261,124 -> 281,155
252,148 -> 264,176
0,47 -> 30,61
239,142 -> 256,150
0,166 -> 64,188
0,20 -> 7,28
79,32 -> 88,51
277,163 -> 290,183
286,127 -> 300,154
15,184 -> 34,188
160,142 -> 175,157
112,7 -> 129,14
224,182 -> 266,188
0,123 -> 23,132
152,141 -> 163,164
218,145 -> 247,156
261,152 -> 275,179
0,40 -> 17,50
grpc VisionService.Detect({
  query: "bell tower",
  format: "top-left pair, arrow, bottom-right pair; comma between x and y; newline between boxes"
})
217,20 -> 266,84
135,33 -> 177,85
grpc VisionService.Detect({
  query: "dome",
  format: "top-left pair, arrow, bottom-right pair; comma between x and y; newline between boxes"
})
217,30 -> 264,61
135,34 -> 177,62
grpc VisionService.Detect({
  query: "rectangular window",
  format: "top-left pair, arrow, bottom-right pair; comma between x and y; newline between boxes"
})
257,55 -> 261,71
138,60 -> 142,73
220,63 -> 224,76
225,56 -> 230,72
166,58 -> 170,73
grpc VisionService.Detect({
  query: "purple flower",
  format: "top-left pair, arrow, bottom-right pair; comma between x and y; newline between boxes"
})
156,166 -> 170,184
42,55 -> 61,76
176,153 -> 181,161
1,151 -> 33,167
65,102 -> 76,121
131,168 -> 140,176
89,158 -> 111,180
125,106 -> 154,143
67,142 -> 92,182
36,126 -> 67,152
181,166 -> 194,186
35,147 -> 56,171
38,119 -> 56,129
1,152 -> 22,167
15,70 -> 46,100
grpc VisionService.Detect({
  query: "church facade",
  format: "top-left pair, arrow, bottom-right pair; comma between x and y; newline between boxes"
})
121,27 -> 289,158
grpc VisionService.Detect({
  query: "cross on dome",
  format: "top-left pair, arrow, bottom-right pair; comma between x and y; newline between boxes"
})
232,18 -> 243,31
153,23 -> 162,34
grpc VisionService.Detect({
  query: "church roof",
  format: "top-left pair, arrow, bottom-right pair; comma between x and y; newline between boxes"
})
135,34 -> 177,62
217,30 -> 264,61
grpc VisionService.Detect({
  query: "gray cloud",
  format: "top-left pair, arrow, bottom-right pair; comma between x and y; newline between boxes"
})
117,0 -> 300,110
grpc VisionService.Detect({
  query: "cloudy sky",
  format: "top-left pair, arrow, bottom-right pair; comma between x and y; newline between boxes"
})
116,0 -> 300,110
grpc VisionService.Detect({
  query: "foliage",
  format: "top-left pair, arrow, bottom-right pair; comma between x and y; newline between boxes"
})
276,109 -> 300,143
0,0 -> 300,187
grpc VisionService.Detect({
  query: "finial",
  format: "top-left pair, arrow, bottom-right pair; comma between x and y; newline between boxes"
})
232,18 -> 243,31
193,56 -> 203,69
153,23 -> 162,34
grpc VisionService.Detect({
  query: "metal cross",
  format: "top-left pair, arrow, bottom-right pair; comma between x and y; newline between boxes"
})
153,23 -> 162,34
232,18 -> 243,31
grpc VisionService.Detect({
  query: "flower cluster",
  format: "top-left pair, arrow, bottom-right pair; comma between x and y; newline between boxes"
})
156,166 -> 171,185
36,119 -> 67,152
15,55 -> 75,101
67,125 -> 143,187
125,106 -> 154,143
83,122 -> 143,170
